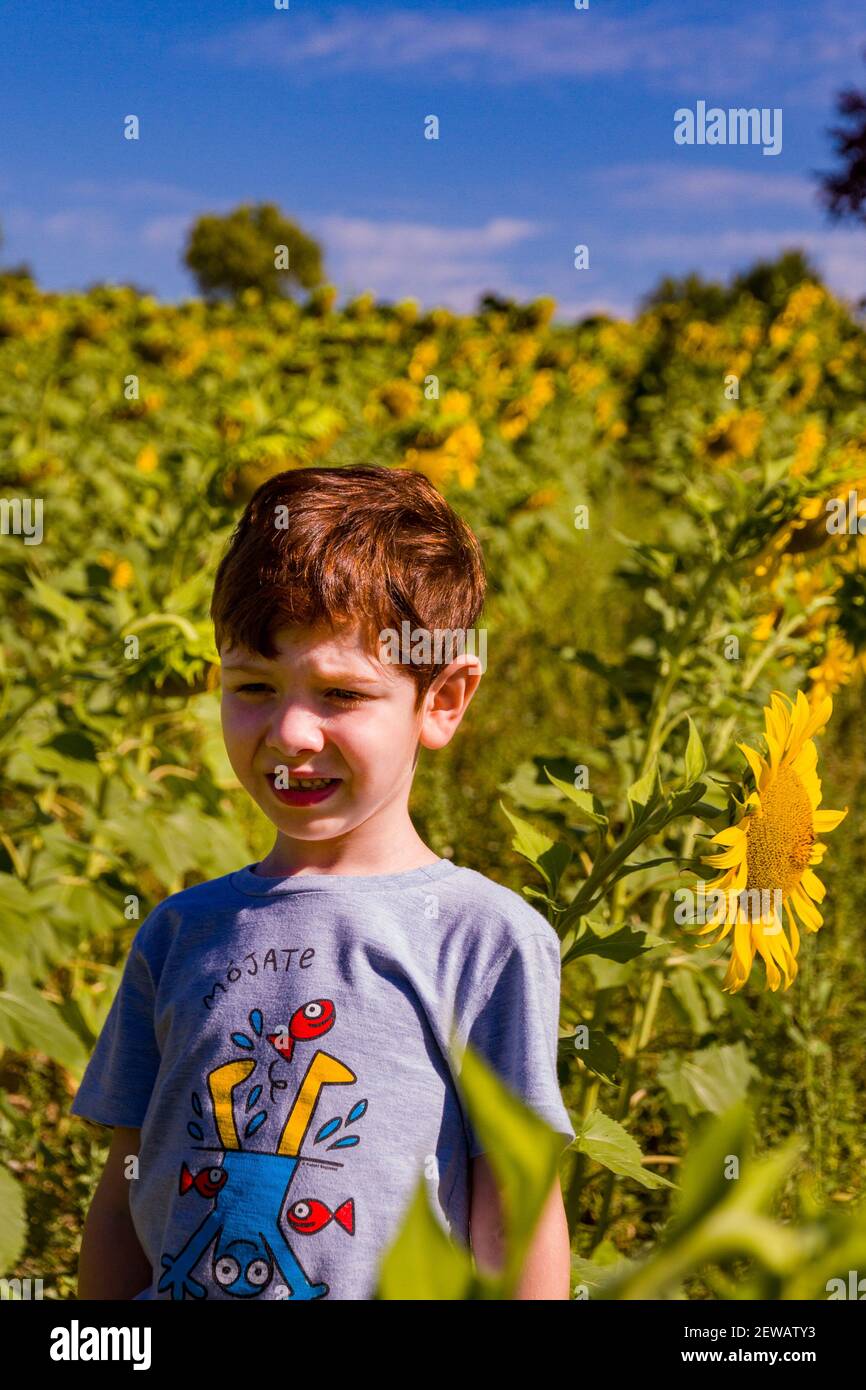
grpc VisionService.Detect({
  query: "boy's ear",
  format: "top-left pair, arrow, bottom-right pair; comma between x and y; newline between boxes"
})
417,658 -> 482,751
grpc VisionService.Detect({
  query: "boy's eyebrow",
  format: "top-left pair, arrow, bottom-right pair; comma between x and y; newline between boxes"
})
221,659 -> 383,684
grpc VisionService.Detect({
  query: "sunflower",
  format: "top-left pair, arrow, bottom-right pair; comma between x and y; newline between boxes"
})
694,690 -> 847,993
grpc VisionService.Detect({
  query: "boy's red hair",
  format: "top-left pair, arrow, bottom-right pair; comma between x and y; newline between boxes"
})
210,465 -> 486,708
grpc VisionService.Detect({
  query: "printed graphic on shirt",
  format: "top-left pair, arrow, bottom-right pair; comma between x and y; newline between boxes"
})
157,999 -> 366,1301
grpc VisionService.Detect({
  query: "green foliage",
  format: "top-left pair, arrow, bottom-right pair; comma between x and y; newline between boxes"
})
1,252 -> 864,1296
183,202 -> 324,302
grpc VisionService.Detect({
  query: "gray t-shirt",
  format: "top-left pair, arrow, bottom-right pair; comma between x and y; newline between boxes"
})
71,857 -> 575,1301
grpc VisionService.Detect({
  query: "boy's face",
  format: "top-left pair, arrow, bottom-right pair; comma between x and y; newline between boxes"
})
219,621 -> 479,857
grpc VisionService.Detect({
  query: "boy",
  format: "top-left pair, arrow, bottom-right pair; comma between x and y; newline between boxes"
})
72,464 -> 576,1301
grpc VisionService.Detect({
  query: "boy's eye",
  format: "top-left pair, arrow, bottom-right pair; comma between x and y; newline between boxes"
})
237,683 -> 271,694
327,689 -> 366,706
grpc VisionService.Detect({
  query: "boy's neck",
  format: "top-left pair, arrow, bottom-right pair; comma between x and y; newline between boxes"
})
254,831 -> 442,879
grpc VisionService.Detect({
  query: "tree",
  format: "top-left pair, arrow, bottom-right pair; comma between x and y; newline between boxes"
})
183,202 -> 324,302
818,48 -> 866,225
640,251 -> 821,320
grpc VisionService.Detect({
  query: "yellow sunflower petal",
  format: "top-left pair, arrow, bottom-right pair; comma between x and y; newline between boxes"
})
813,807 -> 848,832
738,743 -> 766,786
800,867 -> 826,902
754,920 -> 797,991
784,901 -> 801,957
764,694 -> 791,766
722,919 -> 756,993
790,887 -> 823,931
709,825 -> 749,847
799,692 -> 833,744
703,845 -> 747,869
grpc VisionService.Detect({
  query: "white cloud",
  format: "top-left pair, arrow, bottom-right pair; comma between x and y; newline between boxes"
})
623,226 -> 866,300
4,206 -> 121,251
318,213 -> 546,310
186,2 -> 865,100
64,178 -> 202,208
140,213 -> 198,248
599,163 -> 818,211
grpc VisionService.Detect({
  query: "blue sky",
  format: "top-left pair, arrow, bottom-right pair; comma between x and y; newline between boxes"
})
1,0 -> 865,320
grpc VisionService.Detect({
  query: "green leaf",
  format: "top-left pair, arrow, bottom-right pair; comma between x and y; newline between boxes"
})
0,1165 -> 27,1272
26,571 -> 87,634
123,611 -> 200,643
573,1109 -> 675,1190
0,981 -> 90,1074
542,769 -> 608,827
668,970 -> 711,1036
450,1037 -> 573,1291
571,1246 -> 639,1298
562,920 -> 651,966
499,801 -> 553,864
683,717 -> 708,784
499,802 -> 571,894
666,1101 -> 752,1239
374,1178 -> 476,1300
626,759 -> 663,824
657,1042 -> 759,1117
566,1026 -> 621,1084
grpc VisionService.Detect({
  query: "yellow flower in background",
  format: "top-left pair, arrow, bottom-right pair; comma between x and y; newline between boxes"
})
595,391 -> 617,429
407,339 -> 439,383
752,607 -> 780,642
696,690 -> 847,993
499,370 -> 555,440
568,361 -> 606,396
700,409 -> 764,468
440,389 -> 472,418
404,420 -> 482,489
782,283 -> 825,326
808,636 -> 856,702
510,335 -> 540,368
792,330 -> 819,362
394,299 -> 419,325
110,559 -> 134,590
741,324 -> 763,350
364,378 -> 421,422
792,418 -> 825,477
135,444 -> 159,473
499,411 -> 528,441
682,321 -> 723,358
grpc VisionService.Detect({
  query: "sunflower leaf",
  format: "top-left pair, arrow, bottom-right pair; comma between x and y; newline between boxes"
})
499,802 -> 572,895
542,768 -> 609,827
683,717 -> 708,784
627,760 -> 664,825
562,920 -> 651,967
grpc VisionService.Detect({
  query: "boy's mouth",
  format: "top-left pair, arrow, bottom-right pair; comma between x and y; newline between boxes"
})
266,772 -> 342,807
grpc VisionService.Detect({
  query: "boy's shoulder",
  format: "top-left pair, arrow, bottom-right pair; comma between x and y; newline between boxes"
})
441,862 -> 561,957
129,869 -> 241,956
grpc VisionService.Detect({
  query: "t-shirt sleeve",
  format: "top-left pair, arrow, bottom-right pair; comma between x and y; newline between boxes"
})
69,928 -> 161,1130
459,929 -> 575,1158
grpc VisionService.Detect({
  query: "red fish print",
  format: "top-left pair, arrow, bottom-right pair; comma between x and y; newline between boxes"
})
179,1162 -> 228,1199
267,998 -> 335,1063
286,1197 -> 355,1237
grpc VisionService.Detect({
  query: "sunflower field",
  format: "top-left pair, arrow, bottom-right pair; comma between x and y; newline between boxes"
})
1,254 -> 865,1299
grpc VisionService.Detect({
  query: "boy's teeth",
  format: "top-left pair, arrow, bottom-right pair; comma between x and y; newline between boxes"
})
286,777 -> 334,789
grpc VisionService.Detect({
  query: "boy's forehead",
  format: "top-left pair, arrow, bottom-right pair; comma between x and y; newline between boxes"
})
220,623 -> 392,677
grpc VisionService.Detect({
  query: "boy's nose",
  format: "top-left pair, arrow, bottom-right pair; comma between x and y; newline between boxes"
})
266,702 -> 326,755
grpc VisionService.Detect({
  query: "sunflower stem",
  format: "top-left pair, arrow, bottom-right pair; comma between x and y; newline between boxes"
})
590,960 -> 667,1251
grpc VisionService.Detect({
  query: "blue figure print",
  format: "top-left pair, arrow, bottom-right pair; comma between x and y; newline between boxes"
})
157,999 -> 363,1300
